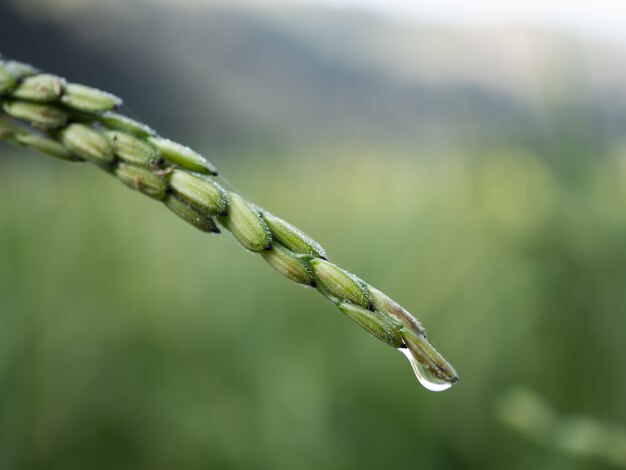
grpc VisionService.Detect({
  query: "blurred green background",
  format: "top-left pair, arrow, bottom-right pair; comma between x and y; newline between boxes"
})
1,1 -> 626,469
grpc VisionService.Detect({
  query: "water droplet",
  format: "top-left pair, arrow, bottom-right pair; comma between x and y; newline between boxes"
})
399,348 -> 453,392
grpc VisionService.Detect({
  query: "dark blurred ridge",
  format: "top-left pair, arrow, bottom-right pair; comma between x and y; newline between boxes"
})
3,0 -> 625,157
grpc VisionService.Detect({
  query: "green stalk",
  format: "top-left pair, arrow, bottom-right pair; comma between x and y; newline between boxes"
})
0,56 -> 458,390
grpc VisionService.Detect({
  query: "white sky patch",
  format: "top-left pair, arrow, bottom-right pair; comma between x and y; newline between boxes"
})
289,0 -> 626,45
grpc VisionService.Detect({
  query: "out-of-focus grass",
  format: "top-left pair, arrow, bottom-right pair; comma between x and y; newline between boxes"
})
1,145 -> 626,469
497,387 -> 626,467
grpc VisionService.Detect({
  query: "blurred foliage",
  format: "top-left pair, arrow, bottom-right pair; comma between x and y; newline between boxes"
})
1,144 -> 626,469
1,1 -> 626,469
497,387 -> 626,467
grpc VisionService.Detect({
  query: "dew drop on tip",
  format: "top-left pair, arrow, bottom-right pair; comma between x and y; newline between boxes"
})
398,348 -> 453,392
